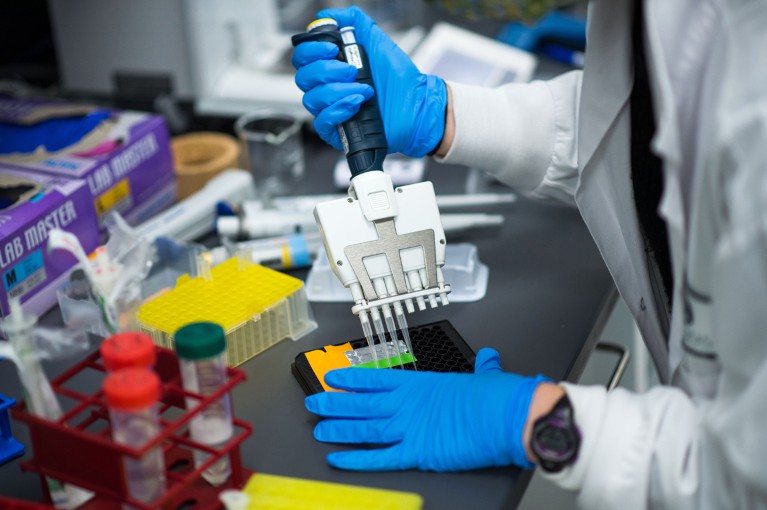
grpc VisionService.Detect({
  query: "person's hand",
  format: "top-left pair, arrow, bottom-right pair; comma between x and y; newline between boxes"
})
291,6 -> 447,157
304,348 -> 550,471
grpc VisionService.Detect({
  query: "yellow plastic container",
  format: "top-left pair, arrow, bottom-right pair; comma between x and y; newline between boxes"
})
235,473 -> 423,510
136,257 -> 316,366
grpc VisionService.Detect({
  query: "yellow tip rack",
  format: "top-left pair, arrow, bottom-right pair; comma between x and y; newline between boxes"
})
137,257 -> 317,366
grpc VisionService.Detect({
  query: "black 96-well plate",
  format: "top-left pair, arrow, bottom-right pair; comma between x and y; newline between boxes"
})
292,320 -> 477,395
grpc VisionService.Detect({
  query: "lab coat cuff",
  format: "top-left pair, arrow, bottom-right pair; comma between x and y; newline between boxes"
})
539,383 -> 608,491
435,80 -> 556,192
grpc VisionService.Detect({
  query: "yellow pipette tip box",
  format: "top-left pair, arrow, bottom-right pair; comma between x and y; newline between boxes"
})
136,257 -> 317,366
238,473 -> 423,509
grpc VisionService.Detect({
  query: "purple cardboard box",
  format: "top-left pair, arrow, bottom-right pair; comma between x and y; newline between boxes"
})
0,168 -> 100,318
0,102 -> 176,233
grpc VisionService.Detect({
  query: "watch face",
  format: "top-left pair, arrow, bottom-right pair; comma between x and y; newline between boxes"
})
531,395 -> 581,472
534,425 -> 577,461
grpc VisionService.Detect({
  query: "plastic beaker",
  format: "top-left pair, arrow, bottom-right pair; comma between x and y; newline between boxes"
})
235,110 -> 304,200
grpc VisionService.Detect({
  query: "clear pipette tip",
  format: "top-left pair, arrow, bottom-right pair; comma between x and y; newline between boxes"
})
394,306 -> 417,370
358,311 -> 381,369
369,307 -> 391,368
381,305 -> 405,369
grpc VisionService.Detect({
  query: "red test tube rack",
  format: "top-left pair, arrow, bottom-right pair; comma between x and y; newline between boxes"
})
10,347 -> 253,510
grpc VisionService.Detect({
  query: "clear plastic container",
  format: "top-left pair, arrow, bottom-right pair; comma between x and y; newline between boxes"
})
306,243 -> 489,303
174,322 -> 233,487
57,239 -> 206,338
57,276 -> 111,338
103,368 -> 166,508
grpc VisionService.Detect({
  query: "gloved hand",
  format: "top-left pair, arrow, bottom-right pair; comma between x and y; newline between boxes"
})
305,348 -> 550,471
291,6 -> 447,157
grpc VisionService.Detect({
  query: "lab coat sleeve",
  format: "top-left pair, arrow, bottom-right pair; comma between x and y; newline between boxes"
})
435,71 -> 582,205
542,97 -> 767,509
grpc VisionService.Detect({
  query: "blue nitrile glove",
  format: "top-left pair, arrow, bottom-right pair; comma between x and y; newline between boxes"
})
0,110 -> 111,155
292,6 -> 447,157
305,347 -> 550,472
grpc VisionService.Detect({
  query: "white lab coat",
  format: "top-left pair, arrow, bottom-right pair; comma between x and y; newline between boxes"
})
438,0 -> 767,507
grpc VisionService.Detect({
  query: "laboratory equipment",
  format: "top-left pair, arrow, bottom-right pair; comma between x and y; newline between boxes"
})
205,232 -> 323,270
306,243 -> 489,303
250,191 -> 516,214
234,110 -> 304,200
0,392 -> 24,465
333,153 -> 426,188
10,346 -> 253,509
217,203 -> 502,239
142,237 -> 206,300
411,22 -> 537,87
136,169 -> 256,242
227,472 -> 423,510
100,332 -> 157,371
49,1 -> 426,118
137,257 -> 317,367
293,19 -> 452,370
216,208 -> 318,239
103,368 -> 167,507
175,322 -> 233,487
292,320 -> 476,394
57,237 -> 205,336
0,297 -> 93,509
49,215 -> 153,334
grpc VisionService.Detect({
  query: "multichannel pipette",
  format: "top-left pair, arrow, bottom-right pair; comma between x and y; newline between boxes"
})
293,19 -> 452,370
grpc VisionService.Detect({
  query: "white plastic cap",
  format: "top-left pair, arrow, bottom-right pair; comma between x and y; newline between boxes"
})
217,216 -> 241,238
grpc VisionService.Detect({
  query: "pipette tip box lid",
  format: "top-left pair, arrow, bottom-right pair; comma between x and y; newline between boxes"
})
137,257 -> 317,366
306,242 -> 489,303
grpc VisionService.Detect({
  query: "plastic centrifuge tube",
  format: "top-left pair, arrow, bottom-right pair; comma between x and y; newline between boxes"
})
174,322 -> 233,487
103,368 -> 166,508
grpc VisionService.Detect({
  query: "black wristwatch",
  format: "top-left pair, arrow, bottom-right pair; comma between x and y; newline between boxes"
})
530,394 -> 581,473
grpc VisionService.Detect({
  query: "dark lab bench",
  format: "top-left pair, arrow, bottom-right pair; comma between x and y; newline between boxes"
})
0,143 -> 615,509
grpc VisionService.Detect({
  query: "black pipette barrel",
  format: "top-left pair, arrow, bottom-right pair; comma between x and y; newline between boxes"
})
292,19 -> 387,178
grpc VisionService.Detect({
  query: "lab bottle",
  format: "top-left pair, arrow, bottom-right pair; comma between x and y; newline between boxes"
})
100,332 -> 157,372
103,368 -> 166,508
174,322 -> 233,486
